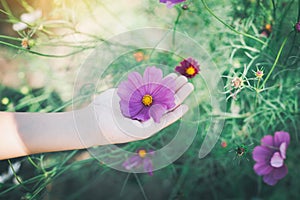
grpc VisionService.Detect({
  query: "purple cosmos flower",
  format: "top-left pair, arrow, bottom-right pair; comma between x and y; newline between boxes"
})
295,21 -> 300,32
117,66 -> 176,123
252,131 -> 290,186
159,0 -> 186,8
122,149 -> 154,176
175,57 -> 200,79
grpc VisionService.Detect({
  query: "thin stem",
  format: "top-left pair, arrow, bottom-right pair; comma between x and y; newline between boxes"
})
255,78 -> 261,106
7,160 -> 22,184
298,0 -> 300,21
133,173 -> 148,200
172,9 -> 182,46
271,0 -> 277,20
27,156 -> 40,169
284,31 -> 297,65
0,40 -> 89,58
0,35 -> 22,41
201,0 -> 266,45
259,32 -> 291,90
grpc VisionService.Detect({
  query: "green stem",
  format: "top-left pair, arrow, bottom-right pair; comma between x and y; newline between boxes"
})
7,160 -> 31,192
201,0 -> 266,45
0,35 -> 22,41
7,160 -> 22,184
271,0 -> 277,20
298,0 -> 300,21
259,33 -> 291,90
255,78 -> 261,106
59,150 -> 78,167
27,156 -> 40,169
0,40 -> 89,58
172,9 -> 182,46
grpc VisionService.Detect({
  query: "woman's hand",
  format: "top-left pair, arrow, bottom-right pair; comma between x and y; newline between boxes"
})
87,74 -> 194,144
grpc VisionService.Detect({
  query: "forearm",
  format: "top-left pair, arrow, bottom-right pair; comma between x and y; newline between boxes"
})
0,107 -> 102,160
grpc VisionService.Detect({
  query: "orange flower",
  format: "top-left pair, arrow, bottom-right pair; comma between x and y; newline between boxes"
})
133,51 -> 148,62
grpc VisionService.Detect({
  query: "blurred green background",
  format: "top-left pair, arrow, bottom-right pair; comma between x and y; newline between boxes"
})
0,0 -> 299,199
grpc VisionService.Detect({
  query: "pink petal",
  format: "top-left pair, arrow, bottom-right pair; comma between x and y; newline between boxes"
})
166,1 -> 175,8
274,131 -> 290,147
270,152 -> 284,168
128,72 -> 144,89
280,142 -> 286,159
129,89 -> 144,103
128,101 -> 144,117
122,155 -> 142,170
160,76 -> 176,92
252,146 -> 273,163
263,173 -> 278,186
120,100 -> 131,117
132,107 -> 151,122
149,104 -> 166,123
272,165 -> 288,180
143,157 -> 154,176
143,66 -> 163,84
152,86 -> 176,109
253,163 -> 273,175
118,80 -> 138,101
175,66 -> 186,74
143,83 -> 160,95
261,135 -> 274,147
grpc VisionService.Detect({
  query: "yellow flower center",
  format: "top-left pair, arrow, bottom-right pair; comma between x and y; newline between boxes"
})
138,149 -> 147,158
256,71 -> 264,78
142,94 -> 153,106
186,66 -> 196,75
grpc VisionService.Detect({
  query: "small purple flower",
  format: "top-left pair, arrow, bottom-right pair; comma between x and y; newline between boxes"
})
252,131 -> 290,186
122,149 -> 154,176
295,21 -> 300,32
159,0 -> 186,8
175,57 -> 200,79
117,66 -> 176,123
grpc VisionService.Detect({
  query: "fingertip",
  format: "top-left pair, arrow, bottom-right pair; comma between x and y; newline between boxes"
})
180,104 -> 189,115
175,82 -> 194,106
175,75 -> 188,91
187,82 -> 194,91
165,73 -> 177,79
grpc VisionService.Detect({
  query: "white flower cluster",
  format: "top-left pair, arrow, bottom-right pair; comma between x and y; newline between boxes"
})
12,10 -> 42,31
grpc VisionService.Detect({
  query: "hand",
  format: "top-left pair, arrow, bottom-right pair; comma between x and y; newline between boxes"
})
90,74 -> 194,144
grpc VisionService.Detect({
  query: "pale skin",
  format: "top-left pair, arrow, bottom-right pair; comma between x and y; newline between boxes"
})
0,74 -> 193,160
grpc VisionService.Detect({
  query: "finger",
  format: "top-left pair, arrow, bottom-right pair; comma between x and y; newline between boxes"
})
175,75 -> 188,92
165,73 -> 177,80
175,82 -> 194,107
160,104 -> 189,128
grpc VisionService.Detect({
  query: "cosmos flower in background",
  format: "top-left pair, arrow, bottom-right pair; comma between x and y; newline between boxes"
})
122,149 -> 155,176
175,57 -> 200,79
252,131 -> 290,186
221,141 -> 227,148
12,9 -> 42,31
159,0 -> 186,8
254,69 -> 264,79
260,23 -> 272,37
295,21 -> 300,32
117,66 -> 176,123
